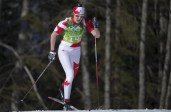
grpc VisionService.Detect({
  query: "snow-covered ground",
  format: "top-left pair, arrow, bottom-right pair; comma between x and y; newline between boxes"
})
17,109 -> 171,112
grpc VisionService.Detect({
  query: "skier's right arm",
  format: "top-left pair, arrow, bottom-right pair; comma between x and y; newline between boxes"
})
48,31 -> 59,62
50,31 -> 59,51
48,19 -> 67,61
50,20 -> 66,51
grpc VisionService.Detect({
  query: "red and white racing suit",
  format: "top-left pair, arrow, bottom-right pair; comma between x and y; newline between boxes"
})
54,17 -> 94,102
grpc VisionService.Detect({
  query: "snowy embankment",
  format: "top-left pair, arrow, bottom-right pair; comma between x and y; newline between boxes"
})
17,109 -> 171,112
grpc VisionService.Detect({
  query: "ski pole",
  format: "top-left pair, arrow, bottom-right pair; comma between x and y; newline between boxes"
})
93,17 -> 100,107
95,36 -> 100,107
21,61 -> 52,102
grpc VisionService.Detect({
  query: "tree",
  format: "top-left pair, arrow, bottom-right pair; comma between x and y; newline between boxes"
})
104,0 -> 111,109
12,0 -> 47,110
81,1 -> 91,109
160,0 -> 171,108
81,33 -> 91,109
158,0 -> 167,105
139,0 -> 148,109
165,65 -> 171,108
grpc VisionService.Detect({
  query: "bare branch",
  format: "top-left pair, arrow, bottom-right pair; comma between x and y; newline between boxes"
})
0,41 -> 48,109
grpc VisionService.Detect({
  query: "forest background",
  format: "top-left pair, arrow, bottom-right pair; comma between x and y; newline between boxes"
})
0,0 -> 171,111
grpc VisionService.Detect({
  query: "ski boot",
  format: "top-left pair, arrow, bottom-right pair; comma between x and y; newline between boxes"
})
63,101 -> 73,111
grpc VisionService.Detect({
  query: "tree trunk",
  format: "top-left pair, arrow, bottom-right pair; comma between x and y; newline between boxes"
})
80,1 -> 91,109
81,33 -> 91,109
158,1 -> 168,104
160,0 -> 171,108
165,67 -> 171,108
11,89 -> 18,111
18,0 -> 28,53
104,0 -> 111,109
138,0 -> 148,109
115,0 -> 120,48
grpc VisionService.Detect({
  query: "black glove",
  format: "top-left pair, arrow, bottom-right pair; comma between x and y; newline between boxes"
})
48,51 -> 56,62
92,17 -> 99,28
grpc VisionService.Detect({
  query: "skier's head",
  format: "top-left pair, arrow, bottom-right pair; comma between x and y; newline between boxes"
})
73,4 -> 85,15
72,4 -> 85,23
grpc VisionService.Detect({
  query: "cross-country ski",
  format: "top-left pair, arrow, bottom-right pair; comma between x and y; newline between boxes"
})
48,96 -> 78,111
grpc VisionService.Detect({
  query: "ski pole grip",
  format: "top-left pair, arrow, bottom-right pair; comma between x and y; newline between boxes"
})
93,17 -> 99,28
93,17 -> 96,22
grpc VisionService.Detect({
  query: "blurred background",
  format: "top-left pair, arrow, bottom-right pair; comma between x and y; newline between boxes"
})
0,0 -> 171,111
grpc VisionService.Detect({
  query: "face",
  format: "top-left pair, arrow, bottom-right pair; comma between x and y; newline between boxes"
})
73,14 -> 84,23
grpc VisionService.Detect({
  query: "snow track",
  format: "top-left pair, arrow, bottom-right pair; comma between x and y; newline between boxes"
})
16,109 -> 171,112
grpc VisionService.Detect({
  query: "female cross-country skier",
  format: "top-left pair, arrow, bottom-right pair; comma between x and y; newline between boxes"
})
48,3 -> 100,110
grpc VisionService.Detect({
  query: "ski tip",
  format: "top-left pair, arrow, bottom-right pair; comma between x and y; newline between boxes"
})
48,96 -> 53,100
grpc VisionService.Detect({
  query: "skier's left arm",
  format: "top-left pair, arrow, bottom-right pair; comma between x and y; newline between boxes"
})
84,18 -> 100,38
